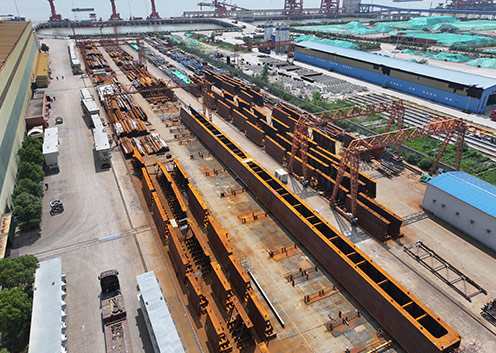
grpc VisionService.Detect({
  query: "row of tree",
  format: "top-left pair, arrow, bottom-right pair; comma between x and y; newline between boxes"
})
12,137 -> 45,232
0,255 -> 39,352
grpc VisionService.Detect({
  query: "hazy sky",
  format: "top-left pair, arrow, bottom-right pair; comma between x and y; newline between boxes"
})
4,0 -> 439,22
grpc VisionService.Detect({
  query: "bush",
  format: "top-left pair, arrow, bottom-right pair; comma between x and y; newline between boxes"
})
11,179 -> 43,201
418,157 -> 434,171
0,255 -> 38,294
16,162 -> 44,184
18,146 -> 43,165
22,137 -> 42,151
0,287 -> 32,352
13,192 -> 42,232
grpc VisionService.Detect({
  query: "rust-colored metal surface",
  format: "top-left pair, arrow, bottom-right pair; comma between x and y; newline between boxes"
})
232,109 -> 248,132
226,255 -> 251,299
168,224 -> 192,281
245,121 -> 265,147
210,261 -> 234,312
180,106 -> 462,353
186,183 -> 210,227
151,192 -> 168,239
141,167 -> 155,207
245,290 -> 276,341
186,273 -> 209,315
205,307 -> 233,353
264,136 -> 286,164
206,216 -> 233,269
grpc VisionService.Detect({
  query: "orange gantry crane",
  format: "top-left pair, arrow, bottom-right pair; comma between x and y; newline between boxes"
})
331,117 -> 467,216
288,99 -> 405,181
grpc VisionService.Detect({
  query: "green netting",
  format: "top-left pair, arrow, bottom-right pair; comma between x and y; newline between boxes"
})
382,16 -> 496,31
382,16 -> 458,30
466,58 -> 496,69
294,35 -> 358,49
296,17 -> 496,47
391,30 -> 496,47
294,21 -> 392,35
402,49 -> 471,62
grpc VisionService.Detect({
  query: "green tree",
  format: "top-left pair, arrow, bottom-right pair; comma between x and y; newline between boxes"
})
0,348 -> 11,353
418,157 -> 434,171
0,287 -> 32,352
259,64 -> 269,83
0,255 -> 38,294
13,192 -> 42,232
22,137 -> 42,151
40,43 -> 49,52
16,162 -> 44,184
12,179 -> 43,201
18,146 -> 44,165
312,91 -> 322,102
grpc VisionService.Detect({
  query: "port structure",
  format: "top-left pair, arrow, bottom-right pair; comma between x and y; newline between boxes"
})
331,117 -> 467,216
109,0 -> 121,20
288,99 -> 405,182
149,0 -> 160,19
197,0 -> 247,17
48,0 -> 62,21
320,0 -> 339,13
284,0 -> 304,14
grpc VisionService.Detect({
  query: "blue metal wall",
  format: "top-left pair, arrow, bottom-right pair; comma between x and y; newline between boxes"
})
295,51 -> 491,113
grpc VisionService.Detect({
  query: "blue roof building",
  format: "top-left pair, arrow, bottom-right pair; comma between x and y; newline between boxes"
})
295,41 -> 496,113
421,171 -> 496,251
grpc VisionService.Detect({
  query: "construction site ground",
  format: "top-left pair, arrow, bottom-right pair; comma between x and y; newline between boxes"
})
138,43 -> 496,352
12,36 -> 496,353
104,44 -> 398,353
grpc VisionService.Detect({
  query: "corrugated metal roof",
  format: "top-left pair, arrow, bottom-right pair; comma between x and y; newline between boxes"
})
427,171 -> 496,218
137,271 -> 186,353
297,41 -> 496,90
36,52 -> 48,78
0,21 -> 28,68
28,257 -> 63,353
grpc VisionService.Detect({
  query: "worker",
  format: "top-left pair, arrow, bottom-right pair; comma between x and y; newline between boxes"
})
345,348 -> 350,353
45,183 -> 49,191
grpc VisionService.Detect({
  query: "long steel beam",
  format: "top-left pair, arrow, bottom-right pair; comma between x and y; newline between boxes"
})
179,106 -> 461,353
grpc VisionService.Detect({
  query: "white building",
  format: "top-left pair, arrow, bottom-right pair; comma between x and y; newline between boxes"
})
421,171 -> 496,252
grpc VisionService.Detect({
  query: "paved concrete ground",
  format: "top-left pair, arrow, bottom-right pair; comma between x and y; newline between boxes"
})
120,45 -> 399,353
13,38 -> 204,353
142,44 -> 496,352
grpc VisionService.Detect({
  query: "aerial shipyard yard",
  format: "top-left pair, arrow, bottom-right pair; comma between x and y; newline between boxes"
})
2,1 -> 496,353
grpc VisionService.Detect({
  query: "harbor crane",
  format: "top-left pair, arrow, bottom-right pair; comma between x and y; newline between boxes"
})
48,0 -> 62,21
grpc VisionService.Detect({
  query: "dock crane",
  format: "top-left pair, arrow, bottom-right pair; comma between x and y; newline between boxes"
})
149,0 -> 160,19
197,0 -> 247,17
109,0 -> 121,20
48,0 -> 62,21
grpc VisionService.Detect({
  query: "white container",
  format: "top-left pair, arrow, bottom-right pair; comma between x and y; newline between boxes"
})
43,127 -> 59,171
275,168 -> 288,184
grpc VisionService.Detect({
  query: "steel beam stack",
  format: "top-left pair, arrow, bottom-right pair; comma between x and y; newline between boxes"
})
179,106 -> 462,353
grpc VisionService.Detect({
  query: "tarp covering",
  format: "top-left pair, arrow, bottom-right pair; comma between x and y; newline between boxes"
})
466,58 -> 496,69
295,35 -> 358,49
402,49 -> 471,62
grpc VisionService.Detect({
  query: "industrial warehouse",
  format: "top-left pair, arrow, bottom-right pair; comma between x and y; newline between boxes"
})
1,1 -> 496,353
295,41 -> 496,114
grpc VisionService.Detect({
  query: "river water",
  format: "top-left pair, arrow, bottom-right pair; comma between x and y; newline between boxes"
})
36,23 -> 224,36
8,0 -> 439,22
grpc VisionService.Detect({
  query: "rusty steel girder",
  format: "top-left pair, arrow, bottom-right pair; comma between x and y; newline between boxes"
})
331,118 -> 466,216
179,106 -> 461,353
